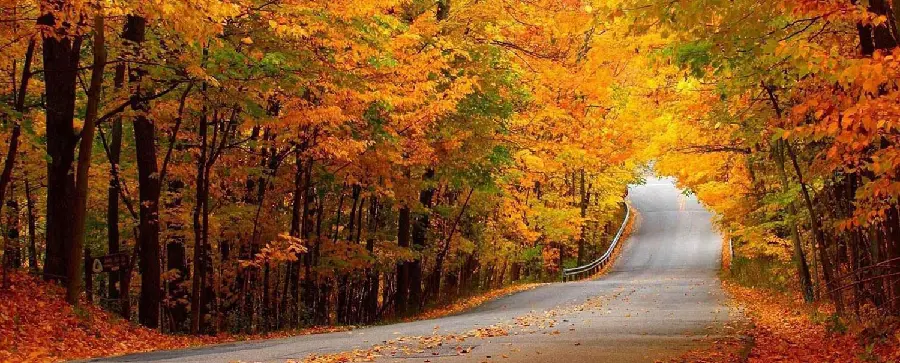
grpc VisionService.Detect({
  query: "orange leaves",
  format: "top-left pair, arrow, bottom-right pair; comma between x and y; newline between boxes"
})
411,283 -> 542,321
251,233 -> 309,266
0,271 -> 200,362
0,270 -> 348,362
719,281 -> 898,363
680,280 -> 900,362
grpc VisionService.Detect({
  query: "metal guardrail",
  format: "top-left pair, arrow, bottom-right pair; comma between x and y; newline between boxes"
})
562,202 -> 631,282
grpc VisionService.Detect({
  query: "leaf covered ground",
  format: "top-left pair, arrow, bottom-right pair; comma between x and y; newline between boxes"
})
0,271 -> 541,362
0,271 -> 348,362
675,281 -> 900,363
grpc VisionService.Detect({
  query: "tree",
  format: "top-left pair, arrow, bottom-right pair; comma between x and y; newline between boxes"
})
40,0 -> 82,285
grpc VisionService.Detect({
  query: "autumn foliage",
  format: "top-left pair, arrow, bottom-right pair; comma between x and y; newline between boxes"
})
645,0 -> 900,325
0,270 -> 337,362
1,0 -> 900,361
678,280 -> 900,362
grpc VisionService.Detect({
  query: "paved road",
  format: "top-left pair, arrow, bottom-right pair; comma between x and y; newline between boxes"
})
90,177 -> 740,363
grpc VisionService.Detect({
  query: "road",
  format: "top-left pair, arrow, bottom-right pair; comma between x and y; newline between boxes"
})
90,176 -> 740,363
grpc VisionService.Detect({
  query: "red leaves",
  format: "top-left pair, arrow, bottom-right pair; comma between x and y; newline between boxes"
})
0,271 -> 346,362
677,281 -> 900,363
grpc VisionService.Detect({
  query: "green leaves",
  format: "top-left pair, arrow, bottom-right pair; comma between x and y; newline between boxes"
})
673,41 -> 713,78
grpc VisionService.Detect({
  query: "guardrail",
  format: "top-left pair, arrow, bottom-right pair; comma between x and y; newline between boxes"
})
562,202 -> 631,282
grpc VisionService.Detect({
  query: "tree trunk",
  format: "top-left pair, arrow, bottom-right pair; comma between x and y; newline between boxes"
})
775,141 -> 815,302
364,197 -> 379,323
24,175 -> 37,274
395,206 -> 411,316
190,104 -> 209,334
123,15 -> 162,329
288,152 -> 304,325
338,185 -> 361,324
785,143 -> 843,312
165,179 -> 189,331
4,182 -> 21,269
871,0 -> 898,50
409,170 -> 435,314
108,63 -> 125,304
68,13 -> 108,305
428,188 -> 473,302
0,39 -> 34,224
40,6 -> 82,284
763,84 -> 815,303
312,184 -> 327,325
297,157 -> 314,324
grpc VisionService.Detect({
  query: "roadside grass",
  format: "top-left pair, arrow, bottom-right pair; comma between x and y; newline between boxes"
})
724,255 -> 792,293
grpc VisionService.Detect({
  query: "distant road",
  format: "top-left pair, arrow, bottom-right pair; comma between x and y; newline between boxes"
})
90,176 -> 739,363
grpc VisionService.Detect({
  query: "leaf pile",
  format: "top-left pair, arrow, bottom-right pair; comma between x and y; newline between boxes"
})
676,281 -> 900,362
0,271 -> 345,362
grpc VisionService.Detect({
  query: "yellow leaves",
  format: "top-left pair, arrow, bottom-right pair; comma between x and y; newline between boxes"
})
268,21 -> 311,39
160,2 -> 177,15
514,150 -> 546,172
254,234 -> 309,265
184,64 -> 220,87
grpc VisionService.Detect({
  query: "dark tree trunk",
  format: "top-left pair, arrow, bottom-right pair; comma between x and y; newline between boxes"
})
364,197 -> 379,323
124,15 -> 161,329
191,105 -> 209,334
883,206 -> 900,314
312,186 -> 327,325
428,188 -> 472,302
510,262 -> 521,282
395,206 -> 411,316
108,64 -> 125,303
409,170 -> 435,314
763,84 -> 815,303
165,180 -> 189,331
288,153 -> 304,325
858,0 -> 899,56
40,8 -> 82,284
775,141 -> 815,302
871,0 -> 898,50
338,185 -> 361,324
4,182 -> 21,269
288,149 -> 314,325
0,39 -> 34,225
785,144 -> 843,312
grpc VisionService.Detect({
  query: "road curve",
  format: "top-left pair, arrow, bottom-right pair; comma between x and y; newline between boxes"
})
88,177 -> 739,363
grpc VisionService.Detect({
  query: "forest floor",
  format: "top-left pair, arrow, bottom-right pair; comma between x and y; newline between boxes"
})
676,280 -> 900,362
0,270 -> 540,363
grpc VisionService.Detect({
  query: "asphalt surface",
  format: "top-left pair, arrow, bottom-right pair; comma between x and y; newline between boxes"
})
88,176 -> 741,363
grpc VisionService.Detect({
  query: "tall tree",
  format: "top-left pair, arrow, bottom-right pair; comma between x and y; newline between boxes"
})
124,14 -> 162,329
67,11 -> 108,304
40,0 -> 82,284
